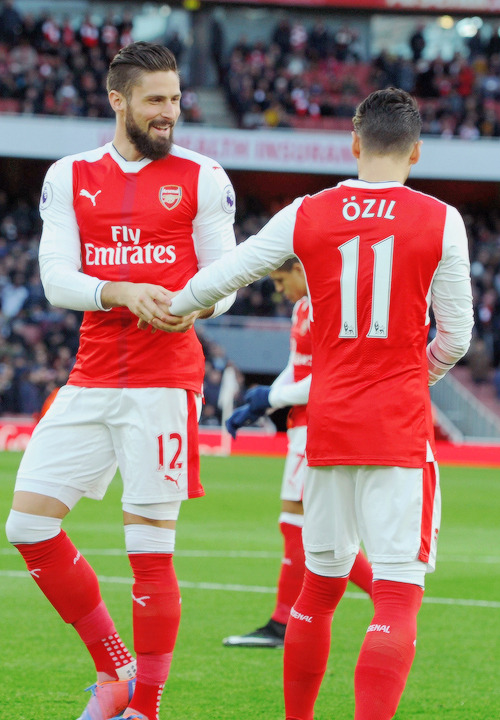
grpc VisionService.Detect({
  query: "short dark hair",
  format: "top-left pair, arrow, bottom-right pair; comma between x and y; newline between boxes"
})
274,257 -> 301,272
352,87 -> 422,155
107,41 -> 178,98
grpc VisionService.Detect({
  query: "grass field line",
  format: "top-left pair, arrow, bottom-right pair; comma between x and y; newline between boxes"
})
2,569 -> 500,609
1,547 -> 500,564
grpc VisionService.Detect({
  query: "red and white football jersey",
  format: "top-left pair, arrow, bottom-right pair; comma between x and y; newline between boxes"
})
39,143 -> 236,391
293,183 -> 446,467
172,179 -> 474,468
268,296 -> 312,427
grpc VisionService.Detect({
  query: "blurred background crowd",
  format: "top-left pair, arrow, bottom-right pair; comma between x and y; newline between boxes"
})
222,19 -> 500,136
1,1 -> 500,135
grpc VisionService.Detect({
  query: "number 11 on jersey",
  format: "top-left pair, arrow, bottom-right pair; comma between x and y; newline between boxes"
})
339,235 -> 394,339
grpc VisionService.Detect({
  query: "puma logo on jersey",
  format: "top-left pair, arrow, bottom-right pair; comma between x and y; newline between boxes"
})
29,568 -> 41,578
73,551 -> 81,565
132,593 -> 151,607
80,188 -> 102,206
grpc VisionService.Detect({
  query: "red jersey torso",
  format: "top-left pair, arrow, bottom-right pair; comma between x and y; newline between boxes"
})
293,183 -> 446,467
69,148 -> 205,390
288,296 -> 311,428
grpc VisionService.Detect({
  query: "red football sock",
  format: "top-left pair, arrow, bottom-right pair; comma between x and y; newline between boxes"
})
128,553 -> 181,720
354,579 -> 424,720
73,601 -> 135,679
15,530 -> 134,678
271,521 -> 305,625
15,530 -> 101,623
284,568 -> 348,720
349,550 -> 373,598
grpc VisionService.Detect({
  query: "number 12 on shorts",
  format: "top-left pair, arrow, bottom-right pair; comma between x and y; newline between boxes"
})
339,234 -> 394,339
157,432 -> 183,472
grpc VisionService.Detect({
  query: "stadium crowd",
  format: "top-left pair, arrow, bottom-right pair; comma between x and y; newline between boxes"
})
0,188 -> 499,418
0,2 -> 500,136
222,18 -> 500,136
0,1 -> 202,122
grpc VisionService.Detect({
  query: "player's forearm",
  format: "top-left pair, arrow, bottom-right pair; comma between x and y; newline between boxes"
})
269,375 -> 311,408
427,295 -> 473,385
170,250 -> 262,316
170,199 -> 299,316
39,254 -> 109,311
427,329 -> 472,385
428,208 -> 474,385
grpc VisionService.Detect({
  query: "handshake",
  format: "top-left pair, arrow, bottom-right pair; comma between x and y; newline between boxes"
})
225,385 -> 272,439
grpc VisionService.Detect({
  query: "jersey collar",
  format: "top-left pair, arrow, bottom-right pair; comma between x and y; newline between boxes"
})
339,179 -> 404,189
108,142 -> 153,174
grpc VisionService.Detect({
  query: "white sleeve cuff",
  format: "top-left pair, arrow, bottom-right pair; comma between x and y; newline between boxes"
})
94,280 -> 111,312
269,374 -> 311,408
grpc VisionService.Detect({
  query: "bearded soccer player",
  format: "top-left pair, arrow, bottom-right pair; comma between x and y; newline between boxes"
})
164,88 -> 474,719
223,258 -> 373,648
6,42 -> 236,720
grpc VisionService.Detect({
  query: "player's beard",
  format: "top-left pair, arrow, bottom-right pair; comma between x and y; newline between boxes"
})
125,106 -> 174,161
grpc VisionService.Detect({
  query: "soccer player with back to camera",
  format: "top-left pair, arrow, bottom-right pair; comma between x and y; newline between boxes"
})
164,88 -> 474,719
5,42 -> 237,720
223,257 -> 373,648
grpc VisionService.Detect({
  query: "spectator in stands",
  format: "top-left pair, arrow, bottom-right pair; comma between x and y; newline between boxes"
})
333,24 -> 359,62
409,24 -> 426,61
165,31 -> 184,64
0,0 -> 23,47
79,13 -> 100,52
1,271 -> 28,318
272,18 -> 291,58
308,21 -> 331,61
210,14 -> 226,85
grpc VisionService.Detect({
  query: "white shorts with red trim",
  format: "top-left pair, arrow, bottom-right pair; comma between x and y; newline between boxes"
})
302,461 -> 441,574
15,385 -> 204,506
281,425 -> 307,502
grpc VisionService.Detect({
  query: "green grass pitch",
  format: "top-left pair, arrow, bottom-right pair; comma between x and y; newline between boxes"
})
1,450 -> 499,719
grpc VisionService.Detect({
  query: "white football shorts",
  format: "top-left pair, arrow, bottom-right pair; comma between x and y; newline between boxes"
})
15,385 -> 203,509
302,462 -> 441,574
281,425 -> 307,502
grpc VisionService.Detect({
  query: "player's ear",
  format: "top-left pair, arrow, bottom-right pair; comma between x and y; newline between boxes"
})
409,140 -> 422,166
351,131 -> 361,159
294,262 -> 305,278
109,90 -> 126,113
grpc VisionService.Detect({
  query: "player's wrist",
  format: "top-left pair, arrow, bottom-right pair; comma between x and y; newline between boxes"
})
197,305 -> 215,319
100,281 -> 132,309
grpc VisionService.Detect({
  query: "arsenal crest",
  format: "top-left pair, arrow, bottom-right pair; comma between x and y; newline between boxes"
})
159,185 -> 182,210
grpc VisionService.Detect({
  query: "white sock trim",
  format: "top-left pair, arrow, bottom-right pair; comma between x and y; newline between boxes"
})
124,524 -> 176,554
5,509 -> 62,544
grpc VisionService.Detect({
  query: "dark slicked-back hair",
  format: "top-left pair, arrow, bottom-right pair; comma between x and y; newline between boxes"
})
352,87 -> 422,155
107,41 -> 178,99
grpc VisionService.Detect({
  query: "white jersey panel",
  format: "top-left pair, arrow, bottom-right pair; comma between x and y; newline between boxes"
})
426,203 -> 474,384
39,148 -> 111,311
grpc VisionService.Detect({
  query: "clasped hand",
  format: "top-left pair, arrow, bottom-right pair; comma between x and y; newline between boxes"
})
124,284 -> 198,333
